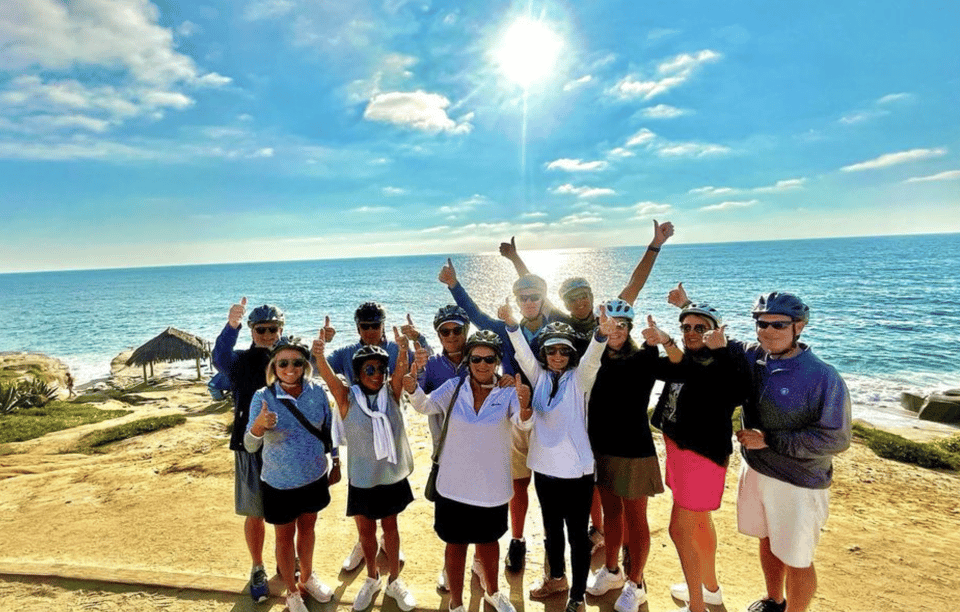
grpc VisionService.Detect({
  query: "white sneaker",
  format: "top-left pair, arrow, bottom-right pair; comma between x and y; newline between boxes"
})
379,535 -> 406,563
614,580 -> 647,612
385,577 -> 416,611
342,541 -> 365,572
286,591 -> 309,612
586,566 -> 626,596
353,574 -> 383,611
437,568 -> 450,592
301,573 -> 334,603
670,582 -> 724,606
483,590 -> 517,612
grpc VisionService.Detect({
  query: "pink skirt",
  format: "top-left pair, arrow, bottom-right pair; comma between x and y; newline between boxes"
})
664,435 -> 727,512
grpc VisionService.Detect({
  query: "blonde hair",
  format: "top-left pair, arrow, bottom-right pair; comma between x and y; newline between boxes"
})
265,352 -> 313,386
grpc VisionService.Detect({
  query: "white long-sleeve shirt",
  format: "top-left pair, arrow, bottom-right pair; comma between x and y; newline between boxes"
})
507,326 -> 606,479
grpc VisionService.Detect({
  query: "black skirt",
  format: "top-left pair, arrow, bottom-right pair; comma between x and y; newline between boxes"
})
346,478 -> 414,520
434,493 -> 508,544
262,475 -> 331,525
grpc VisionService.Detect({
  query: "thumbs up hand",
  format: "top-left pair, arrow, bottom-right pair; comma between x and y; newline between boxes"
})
228,296 -> 247,329
252,400 -> 277,436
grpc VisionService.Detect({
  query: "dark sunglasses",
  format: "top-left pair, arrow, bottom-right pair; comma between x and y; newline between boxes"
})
276,358 -> 306,369
254,326 -> 279,334
439,326 -> 464,337
545,346 -> 573,356
680,323 -> 711,334
564,292 -> 590,303
363,364 -> 388,376
469,355 -> 498,364
756,320 -> 793,330
359,322 -> 382,331
517,293 -> 542,302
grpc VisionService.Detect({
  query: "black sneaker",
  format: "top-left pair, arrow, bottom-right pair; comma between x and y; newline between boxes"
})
746,597 -> 787,612
564,598 -> 584,612
505,538 -> 526,573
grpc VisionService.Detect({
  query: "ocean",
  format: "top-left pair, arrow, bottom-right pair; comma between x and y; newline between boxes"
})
2,233 -> 959,431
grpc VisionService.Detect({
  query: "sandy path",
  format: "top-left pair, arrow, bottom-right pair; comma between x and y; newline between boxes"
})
1,381 -> 958,612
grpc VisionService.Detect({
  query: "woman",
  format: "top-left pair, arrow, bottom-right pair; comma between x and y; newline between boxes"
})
244,337 -> 337,612
499,302 -> 614,612
642,303 -> 737,612
583,299 -> 664,612
312,326 -> 417,612
406,330 -> 532,612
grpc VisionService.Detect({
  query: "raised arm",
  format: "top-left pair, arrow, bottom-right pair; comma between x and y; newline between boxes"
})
574,310 -> 611,391
439,258 -> 508,333
500,299 -> 541,385
311,329 -> 350,413
213,296 -> 247,371
390,325 -> 411,401
499,236 -> 531,277
618,220 -> 674,304
641,314 -> 684,364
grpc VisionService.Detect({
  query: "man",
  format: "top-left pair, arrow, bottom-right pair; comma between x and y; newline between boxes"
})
327,301 -> 431,572
212,298 -> 286,602
674,290 -> 850,612
420,304 -> 472,444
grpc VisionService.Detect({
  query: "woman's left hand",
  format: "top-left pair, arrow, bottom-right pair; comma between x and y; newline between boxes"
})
328,460 -> 342,485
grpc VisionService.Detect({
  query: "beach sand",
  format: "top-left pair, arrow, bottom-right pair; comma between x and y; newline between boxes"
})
1,377 -> 958,612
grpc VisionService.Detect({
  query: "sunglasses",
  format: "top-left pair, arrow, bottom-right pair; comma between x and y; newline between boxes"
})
564,292 -> 591,303
254,326 -> 279,334
277,358 -> 306,369
359,322 -> 382,331
439,326 -> 464,337
545,346 -> 573,356
517,293 -> 542,303
362,364 -> 388,376
680,323 -> 711,334
756,320 -> 793,330
469,355 -> 498,364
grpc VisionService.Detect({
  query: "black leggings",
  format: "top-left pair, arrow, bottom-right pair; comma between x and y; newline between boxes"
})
534,472 -> 594,601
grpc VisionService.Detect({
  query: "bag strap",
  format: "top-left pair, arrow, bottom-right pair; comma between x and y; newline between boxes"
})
431,375 -> 467,464
267,385 -> 332,451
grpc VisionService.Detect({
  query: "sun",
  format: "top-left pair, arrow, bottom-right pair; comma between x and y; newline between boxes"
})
493,17 -> 564,88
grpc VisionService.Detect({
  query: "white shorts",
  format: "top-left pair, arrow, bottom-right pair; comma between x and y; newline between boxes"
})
736,461 -> 829,568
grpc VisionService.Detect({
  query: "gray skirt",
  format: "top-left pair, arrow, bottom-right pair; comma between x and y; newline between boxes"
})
595,454 -> 664,499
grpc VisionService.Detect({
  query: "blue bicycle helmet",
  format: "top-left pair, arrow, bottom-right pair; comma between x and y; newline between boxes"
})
752,292 -> 809,323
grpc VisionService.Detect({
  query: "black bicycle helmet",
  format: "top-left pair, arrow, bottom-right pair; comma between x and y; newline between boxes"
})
269,335 -> 309,359
464,330 -> 503,360
679,303 -> 723,328
354,302 -> 386,324
351,344 -> 390,376
434,304 -> 471,331
248,304 -> 285,326
752,292 -> 809,323
534,322 -> 582,368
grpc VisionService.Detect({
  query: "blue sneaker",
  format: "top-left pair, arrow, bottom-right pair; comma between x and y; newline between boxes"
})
250,565 -> 269,603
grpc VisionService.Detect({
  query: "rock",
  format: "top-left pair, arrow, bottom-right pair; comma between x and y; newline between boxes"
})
918,394 -> 960,424
900,392 -> 924,413
944,388 -> 960,397
0,351 -> 71,390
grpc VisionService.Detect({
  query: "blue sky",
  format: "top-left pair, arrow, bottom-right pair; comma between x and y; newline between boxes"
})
1,0 -> 958,272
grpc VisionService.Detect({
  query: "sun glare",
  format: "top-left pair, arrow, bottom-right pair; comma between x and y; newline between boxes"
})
493,17 -> 563,87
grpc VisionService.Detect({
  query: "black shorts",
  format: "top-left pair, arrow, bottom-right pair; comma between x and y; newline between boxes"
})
434,494 -> 508,544
262,475 -> 331,525
346,478 -> 414,520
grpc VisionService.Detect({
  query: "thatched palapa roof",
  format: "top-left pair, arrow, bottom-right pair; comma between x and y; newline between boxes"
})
125,327 -> 210,366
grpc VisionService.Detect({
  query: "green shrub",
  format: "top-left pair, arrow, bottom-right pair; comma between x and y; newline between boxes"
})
933,434 -> 960,455
852,423 -> 960,471
0,401 -> 131,444
73,415 -> 187,454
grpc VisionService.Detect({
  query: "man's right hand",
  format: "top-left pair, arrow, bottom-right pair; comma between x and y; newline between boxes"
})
438,258 -> 458,288
228,297 -> 247,329
499,236 -> 518,260
667,282 -> 689,309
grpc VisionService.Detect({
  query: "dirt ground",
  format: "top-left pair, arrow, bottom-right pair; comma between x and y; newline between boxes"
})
1,379 -> 958,612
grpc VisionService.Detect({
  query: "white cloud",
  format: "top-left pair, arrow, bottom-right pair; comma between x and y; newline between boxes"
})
521,211 -> 548,218
904,170 -> 960,183
841,148 -> 948,172
689,185 -> 737,196
243,0 -> 296,21
552,184 -> 616,199
250,147 -> 274,158
642,104 -> 688,119
607,147 -> 635,158
559,212 -> 604,225
545,158 -> 609,172
633,202 -> 673,217
625,128 -> 657,147
840,110 -> 888,125
438,194 -> 489,215
363,91 -> 472,134
352,206 -> 395,213
657,142 -> 731,158
382,186 -> 407,195
177,21 -> 201,37
610,49 -> 721,101
877,92 -> 913,105
840,92 -> 914,125
700,199 -> 758,212
755,178 -> 806,192
691,178 -> 805,196
563,75 -> 593,92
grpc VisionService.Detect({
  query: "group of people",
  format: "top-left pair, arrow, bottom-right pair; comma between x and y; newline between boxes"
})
212,221 -> 852,612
